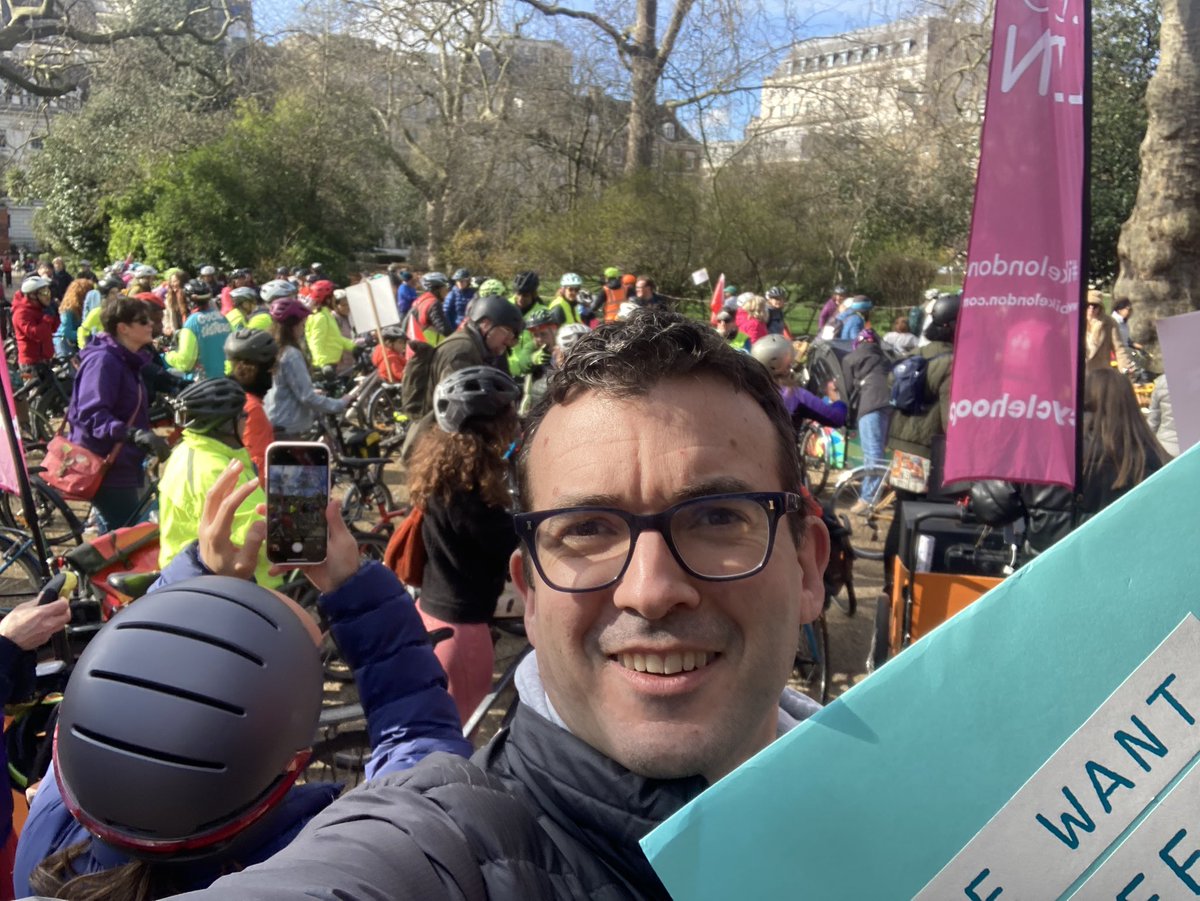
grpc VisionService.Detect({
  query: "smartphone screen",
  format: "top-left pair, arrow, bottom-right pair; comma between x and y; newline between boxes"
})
265,442 -> 330,565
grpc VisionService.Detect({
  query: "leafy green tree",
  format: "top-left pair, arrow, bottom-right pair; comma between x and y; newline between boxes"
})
1090,0 -> 1159,284
104,96 -> 393,278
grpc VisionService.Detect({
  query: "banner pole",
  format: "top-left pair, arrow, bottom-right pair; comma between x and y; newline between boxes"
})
1075,0 -> 1093,495
0,380 -> 51,582
369,289 -> 394,382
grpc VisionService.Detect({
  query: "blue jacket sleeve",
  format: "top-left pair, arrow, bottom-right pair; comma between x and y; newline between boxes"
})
147,541 -> 213,593
319,562 -> 471,779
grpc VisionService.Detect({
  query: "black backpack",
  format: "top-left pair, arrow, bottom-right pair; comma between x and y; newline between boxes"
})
890,351 -> 951,415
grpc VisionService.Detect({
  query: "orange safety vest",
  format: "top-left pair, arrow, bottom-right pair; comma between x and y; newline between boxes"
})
602,284 -> 626,323
405,292 -> 445,349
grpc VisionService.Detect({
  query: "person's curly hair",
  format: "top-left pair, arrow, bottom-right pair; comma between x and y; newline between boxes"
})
61,277 -> 94,318
407,408 -> 519,510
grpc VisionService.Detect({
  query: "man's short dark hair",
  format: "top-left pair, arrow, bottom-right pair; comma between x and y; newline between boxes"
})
101,296 -> 150,335
517,309 -> 803,521
636,277 -> 656,291
1112,298 -> 1132,313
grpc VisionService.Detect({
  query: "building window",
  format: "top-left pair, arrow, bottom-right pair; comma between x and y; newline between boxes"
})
0,131 -> 7,148
29,138 -> 43,150
662,122 -> 676,140
684,152 -> 696,170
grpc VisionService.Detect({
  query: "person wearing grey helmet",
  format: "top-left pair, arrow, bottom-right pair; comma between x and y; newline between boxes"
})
407,366 -> 521,722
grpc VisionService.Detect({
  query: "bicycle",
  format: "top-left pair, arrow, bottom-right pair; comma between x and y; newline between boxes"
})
12,357 -> 74,446
797,421 -> 833,495
792,614 -> 829,704
0,473 -> 87,551
829,464 -> 895,561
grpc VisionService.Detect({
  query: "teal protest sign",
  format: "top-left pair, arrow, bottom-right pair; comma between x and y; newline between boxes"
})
642,444 -> 1200,900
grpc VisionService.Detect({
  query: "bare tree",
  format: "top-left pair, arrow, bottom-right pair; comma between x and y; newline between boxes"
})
1114,0 -> 1198,344
0,0 -> 242,97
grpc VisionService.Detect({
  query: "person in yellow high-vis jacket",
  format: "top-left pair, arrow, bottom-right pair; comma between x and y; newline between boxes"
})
304,279 -> 356,370
157,377 -> 281,588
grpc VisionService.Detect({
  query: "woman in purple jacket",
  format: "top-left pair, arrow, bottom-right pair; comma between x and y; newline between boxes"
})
66,295 -> 170,530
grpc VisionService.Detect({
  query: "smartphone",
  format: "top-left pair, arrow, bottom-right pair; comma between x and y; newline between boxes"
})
265,441 -> 331,565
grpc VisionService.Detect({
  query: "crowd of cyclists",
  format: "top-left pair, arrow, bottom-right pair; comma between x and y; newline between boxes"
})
0,250 -> 1184,900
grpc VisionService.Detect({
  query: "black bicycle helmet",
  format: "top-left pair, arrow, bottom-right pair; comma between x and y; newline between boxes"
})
924,292 -> 961,342
183,278 -> 213,307
766,286 -> 787,300
469,294 -> 526,336
381,325 -> 406,341
969,480 -> 1026,527
97,276 -> 124,295
513,270 -> 540,295
53,576 -> 321,857
224,327 -> 278,366
434,366 -> 521,433
452,268 -> 470,282
174,378 -> 246,434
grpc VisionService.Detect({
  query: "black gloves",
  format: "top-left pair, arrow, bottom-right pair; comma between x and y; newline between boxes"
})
131,428 -> 170,461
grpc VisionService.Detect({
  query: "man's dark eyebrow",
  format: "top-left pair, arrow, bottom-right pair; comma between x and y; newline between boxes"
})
543,477 -> 756,512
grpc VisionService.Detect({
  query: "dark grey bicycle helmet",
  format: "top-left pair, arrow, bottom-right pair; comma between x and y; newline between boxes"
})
224,327 -> 278,366
381,325 -> 406,341
434,366 -> 520,433
183,278 -> 213,306
452,268 -> 471,282
53,575 -> 321,857
421,271 -> 449,291
766,286 -> 787,300
924,292 -> 961,342
174,378 -> 246,434
513,270 -> 540,295
469,294 -> 525,336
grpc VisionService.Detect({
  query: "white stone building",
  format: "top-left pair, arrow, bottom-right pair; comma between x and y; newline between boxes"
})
746,17 -> 983,161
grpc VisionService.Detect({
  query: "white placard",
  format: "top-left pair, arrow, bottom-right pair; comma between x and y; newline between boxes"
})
691,268 -> 709,286
1074,760 -> 1200,899
345,277 -> 400,335
1156,310 -> 1200,454
917,614 -> 1200,900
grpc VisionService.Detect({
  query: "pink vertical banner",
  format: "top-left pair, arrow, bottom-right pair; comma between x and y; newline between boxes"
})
0,362 -> 27,494
944,0 -> 1087,487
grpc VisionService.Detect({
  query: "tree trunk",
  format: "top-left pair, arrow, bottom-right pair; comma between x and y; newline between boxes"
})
1113,0 -> 1200,345
425,191 -> 447,271
625,0 -> 658,172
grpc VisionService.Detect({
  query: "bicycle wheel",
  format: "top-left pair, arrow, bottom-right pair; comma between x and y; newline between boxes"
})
305,725 -> 370,788
830,471 -> 893,561
366,387 -> 403,434
0,477 -> 86,550
340,482 -> 394,532
0,531 -> 43,607
793,614 -> 829,704
800,425 -> 831,495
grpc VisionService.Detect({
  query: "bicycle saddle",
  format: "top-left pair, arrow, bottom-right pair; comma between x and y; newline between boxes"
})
106,570 -> 162,599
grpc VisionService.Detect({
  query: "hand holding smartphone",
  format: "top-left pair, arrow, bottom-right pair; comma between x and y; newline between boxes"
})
265,441 -> 331,565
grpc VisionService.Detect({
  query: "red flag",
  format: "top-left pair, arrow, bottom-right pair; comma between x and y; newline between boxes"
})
709,273 -> 725,324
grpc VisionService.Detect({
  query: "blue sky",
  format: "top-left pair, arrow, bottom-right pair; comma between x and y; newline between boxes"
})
270,0 -> 916,140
